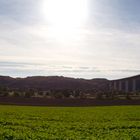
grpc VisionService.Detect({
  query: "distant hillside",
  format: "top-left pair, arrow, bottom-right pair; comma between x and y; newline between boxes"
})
0,76 -> 109,91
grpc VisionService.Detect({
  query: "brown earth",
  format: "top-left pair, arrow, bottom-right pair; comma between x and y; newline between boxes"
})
0,97 -> 140,106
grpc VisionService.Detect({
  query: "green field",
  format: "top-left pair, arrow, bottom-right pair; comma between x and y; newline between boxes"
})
0,105 -> 140,140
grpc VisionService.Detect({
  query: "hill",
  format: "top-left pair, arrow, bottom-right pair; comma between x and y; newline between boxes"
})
0,76 -> 109,91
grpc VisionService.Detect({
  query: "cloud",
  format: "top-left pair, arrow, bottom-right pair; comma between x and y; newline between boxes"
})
0,60 -> 140,80
1,21 -> 140,79
0,0 -> 140,79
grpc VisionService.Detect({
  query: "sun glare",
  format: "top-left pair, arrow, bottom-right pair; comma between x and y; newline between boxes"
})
42,0 -> 88,28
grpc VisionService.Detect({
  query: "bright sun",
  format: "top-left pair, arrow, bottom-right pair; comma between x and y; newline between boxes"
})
42,0 -> 88,28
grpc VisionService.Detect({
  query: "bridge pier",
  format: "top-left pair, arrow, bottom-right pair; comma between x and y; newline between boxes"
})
132,79 -> 136,92
125,80 -> 129,93
119,81 -> 122,91
114,81 -> 117,91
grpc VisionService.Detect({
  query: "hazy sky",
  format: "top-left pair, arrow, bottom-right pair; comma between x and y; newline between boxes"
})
0,0 -> 140,79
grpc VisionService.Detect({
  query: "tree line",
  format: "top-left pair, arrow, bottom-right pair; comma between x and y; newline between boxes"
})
0,86 -> 140,100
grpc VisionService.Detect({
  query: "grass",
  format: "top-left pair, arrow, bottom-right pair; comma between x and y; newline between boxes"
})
0,105 -> 140,139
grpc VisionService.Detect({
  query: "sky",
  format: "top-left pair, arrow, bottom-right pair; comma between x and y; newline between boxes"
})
0,0 -> 140,80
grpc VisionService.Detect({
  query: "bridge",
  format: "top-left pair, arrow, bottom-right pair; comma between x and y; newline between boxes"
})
109,75 -> 140,93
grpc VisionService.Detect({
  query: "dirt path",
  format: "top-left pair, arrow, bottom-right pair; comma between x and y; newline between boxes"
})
0,97 -> 140,106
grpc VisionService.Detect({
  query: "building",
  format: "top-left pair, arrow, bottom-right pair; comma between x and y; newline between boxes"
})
109,75 -> 140,93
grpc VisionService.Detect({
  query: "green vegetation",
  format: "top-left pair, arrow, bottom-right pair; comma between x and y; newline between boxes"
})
0,105 -> 140,139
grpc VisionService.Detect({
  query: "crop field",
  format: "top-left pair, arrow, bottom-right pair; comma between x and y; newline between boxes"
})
0,105 -> 140,140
